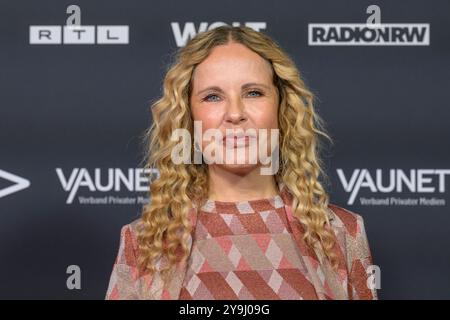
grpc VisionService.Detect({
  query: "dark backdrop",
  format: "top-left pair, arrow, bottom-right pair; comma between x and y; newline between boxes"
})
1,0 -> 449,299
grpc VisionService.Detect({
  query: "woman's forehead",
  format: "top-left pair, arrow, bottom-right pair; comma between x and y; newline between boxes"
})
192,45 -> 273,89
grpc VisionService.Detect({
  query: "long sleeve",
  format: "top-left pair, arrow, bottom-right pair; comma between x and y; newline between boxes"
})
347,214 -> 378,300
105,224 -> 140,300
105,221 -> 192,300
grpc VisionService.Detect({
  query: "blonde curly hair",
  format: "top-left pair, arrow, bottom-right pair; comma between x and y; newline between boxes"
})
137,25 -> 336,281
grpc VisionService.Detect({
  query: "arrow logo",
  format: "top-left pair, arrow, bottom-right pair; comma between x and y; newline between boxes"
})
0,169 -> 30,198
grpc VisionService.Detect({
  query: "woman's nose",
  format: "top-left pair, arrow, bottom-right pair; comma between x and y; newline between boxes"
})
224,97 -> 247,125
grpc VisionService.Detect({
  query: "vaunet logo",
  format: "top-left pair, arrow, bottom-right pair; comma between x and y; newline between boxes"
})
0,169 -> 30,198
309,5 -> 430,46
171,22 -> 267,47
337,169 -> 450,206
29,5 -> 129,45
56,168 -> 158,205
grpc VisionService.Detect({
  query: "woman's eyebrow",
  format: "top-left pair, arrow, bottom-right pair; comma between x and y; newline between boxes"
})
196,82 -> 270,96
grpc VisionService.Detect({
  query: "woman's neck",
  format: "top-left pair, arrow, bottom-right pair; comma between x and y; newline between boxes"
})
207,165 -> 279,202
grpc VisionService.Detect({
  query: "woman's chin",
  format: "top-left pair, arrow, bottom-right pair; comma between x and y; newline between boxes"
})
211,162 -> 260,176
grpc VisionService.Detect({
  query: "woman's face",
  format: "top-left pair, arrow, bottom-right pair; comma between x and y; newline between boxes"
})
190,41 -> 279,175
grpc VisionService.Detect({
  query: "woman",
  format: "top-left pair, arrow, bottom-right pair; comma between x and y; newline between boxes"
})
106,25 -> 377,300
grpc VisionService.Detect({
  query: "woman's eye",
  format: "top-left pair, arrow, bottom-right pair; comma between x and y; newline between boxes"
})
247,90 -> 263,97
203,94 -> 220,102
203,90 -> 263,102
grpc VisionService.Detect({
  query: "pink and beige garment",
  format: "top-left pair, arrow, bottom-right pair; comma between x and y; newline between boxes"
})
178,194 -> 318,299
106,185 -> 378,300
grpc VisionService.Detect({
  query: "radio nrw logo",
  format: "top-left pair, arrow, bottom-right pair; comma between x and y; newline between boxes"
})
309,5 -> 430,46
171,22 -> 267,47
56,168 -> 158,205
29,5 -> 129,45
337,169 -> 450,206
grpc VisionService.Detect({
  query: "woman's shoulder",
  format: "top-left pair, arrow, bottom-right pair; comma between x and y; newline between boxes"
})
114,218 -> 142,263
123,218 -> 141,234
118,218 -> 141,237
326,203 -> 368,239
326,203 -> 377,299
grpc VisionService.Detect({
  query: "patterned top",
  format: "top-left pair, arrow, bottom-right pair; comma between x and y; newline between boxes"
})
105,185 -> 378,300
178,194 -> 318,299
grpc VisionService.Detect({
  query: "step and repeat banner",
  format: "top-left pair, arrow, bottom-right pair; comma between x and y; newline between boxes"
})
1,0 -> 449,299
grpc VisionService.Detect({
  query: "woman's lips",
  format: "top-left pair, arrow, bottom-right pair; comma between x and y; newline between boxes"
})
223,136 -> 252,148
